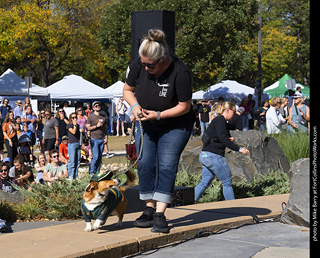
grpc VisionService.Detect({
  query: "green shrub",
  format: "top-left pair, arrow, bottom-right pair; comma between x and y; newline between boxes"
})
233,171 -> 290,199
14,176 -> 91,221
4,168 -> 290,221
270,131 -> 309,164
175,169 -> 290,203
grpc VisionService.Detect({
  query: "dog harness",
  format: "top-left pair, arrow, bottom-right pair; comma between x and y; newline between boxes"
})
81,188 -> 123,222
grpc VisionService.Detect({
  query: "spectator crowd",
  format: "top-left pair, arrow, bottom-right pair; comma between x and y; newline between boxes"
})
0,98 -> 117,193
192,90 -> 310,137
0,89 -> 310,194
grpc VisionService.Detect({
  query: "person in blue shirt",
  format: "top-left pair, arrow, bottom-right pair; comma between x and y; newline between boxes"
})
0,98 -> 12,121
21,105 -> 39,150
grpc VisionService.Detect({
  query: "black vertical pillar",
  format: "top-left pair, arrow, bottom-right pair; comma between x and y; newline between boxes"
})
131,10 -> 175,62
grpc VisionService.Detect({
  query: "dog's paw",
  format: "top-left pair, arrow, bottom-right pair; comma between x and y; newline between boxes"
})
93,219 -> 103,230
115,219 -> 123,228
84,223 -> 92,232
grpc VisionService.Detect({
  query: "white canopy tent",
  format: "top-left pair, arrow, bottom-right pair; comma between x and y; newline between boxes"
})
195,80 -> 269,105
0,68 -> 48,97
104,81 -> 125,98
104,81 -> 133,133
47,74 -> 107,100
192,90 -> 206,100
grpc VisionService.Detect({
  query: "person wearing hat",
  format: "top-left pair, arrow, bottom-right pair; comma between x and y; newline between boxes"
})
86,101 -> 108,175
59,135 -> 69,165
13,100 -> 23,118
287,92 -> 310,133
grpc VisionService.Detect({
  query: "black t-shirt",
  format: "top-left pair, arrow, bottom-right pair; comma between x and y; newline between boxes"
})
0,177 -> 17,193
198,105 -> 210,122
227,114 -> 243,131
57,117 -> 67,137
202,115 -> 240,156
66,124 -> 80,143
125,56 -> 193,129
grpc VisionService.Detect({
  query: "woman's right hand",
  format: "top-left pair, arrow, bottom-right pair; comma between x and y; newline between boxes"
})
240,147 -> 250,155
132,104 -> 143,120
9,139 -> 13,147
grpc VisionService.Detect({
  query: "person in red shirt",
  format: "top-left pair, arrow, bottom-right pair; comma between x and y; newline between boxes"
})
59,136 -> 69,165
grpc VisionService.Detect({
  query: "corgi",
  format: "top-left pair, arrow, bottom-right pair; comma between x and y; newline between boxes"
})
81,170 -> 136,232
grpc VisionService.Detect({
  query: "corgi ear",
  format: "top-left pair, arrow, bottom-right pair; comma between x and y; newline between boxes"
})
85,181 -> 98,192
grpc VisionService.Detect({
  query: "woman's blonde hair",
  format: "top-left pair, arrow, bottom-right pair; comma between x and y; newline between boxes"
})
270,97 -> 281,107
215,102 -> 236,116
139,29 -> 169,60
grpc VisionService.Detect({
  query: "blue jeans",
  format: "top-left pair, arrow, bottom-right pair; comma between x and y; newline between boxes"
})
135,122 -> 192,204
68,142 -> 81,179
241,116 -> 249,131
200,121 -> 209,136
89,138 -> 105,175
195,151 -> 235,201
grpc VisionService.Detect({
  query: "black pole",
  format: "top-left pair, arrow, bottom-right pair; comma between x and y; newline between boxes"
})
256,0 -> 262,106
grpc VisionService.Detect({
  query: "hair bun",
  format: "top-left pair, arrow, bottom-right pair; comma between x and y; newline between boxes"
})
147,29 -> 165,44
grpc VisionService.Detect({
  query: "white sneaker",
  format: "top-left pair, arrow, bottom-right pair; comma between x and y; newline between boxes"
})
106,153 -> 114,159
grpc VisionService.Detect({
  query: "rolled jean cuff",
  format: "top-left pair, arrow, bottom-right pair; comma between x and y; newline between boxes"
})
140,192 -> 171,204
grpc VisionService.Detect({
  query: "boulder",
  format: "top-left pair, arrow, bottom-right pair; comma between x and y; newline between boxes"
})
0,190 -> 24,204
227,130 -> 290,181
179,130 -> 290,182
280,158 -> 310,227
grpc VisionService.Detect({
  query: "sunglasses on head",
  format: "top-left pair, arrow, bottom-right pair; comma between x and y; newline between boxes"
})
137,57 -> 161,69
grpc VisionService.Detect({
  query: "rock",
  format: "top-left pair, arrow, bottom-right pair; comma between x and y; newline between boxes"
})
227,130 -> 290,181
179,137 -> 203,174
280,158 -> 310,227
179,130 -> 290,182
0,190 -> 24,204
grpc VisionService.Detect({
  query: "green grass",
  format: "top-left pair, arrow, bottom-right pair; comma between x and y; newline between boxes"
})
175,169 -> 290,203
269,131 -> 309,165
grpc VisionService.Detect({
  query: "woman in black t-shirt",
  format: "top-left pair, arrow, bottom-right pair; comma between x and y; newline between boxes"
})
66,112 -> 81,180
55,108 -> 69,144
195,102 -> 249,202
123,29 -> 193,234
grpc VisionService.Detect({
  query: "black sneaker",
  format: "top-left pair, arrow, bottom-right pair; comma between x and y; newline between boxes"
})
151,212 -> 169,233
133,206 -> 155,228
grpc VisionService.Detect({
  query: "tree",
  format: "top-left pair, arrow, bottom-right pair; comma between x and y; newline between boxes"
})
260,0 -> 310,86
0,0 -> 110,87
247,25 -> 297,87
98,0 -> 259,90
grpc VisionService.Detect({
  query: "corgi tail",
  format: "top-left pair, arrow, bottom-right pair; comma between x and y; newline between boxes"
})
118,170 -> 136,192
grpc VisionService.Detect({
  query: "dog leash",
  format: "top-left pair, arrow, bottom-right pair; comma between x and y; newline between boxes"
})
112,115 -> 143,178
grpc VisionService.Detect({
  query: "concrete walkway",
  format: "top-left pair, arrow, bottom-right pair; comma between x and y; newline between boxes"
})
0,194 -> 292,258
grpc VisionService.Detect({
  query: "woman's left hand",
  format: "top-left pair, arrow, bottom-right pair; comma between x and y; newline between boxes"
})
141,109 -> 157,121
